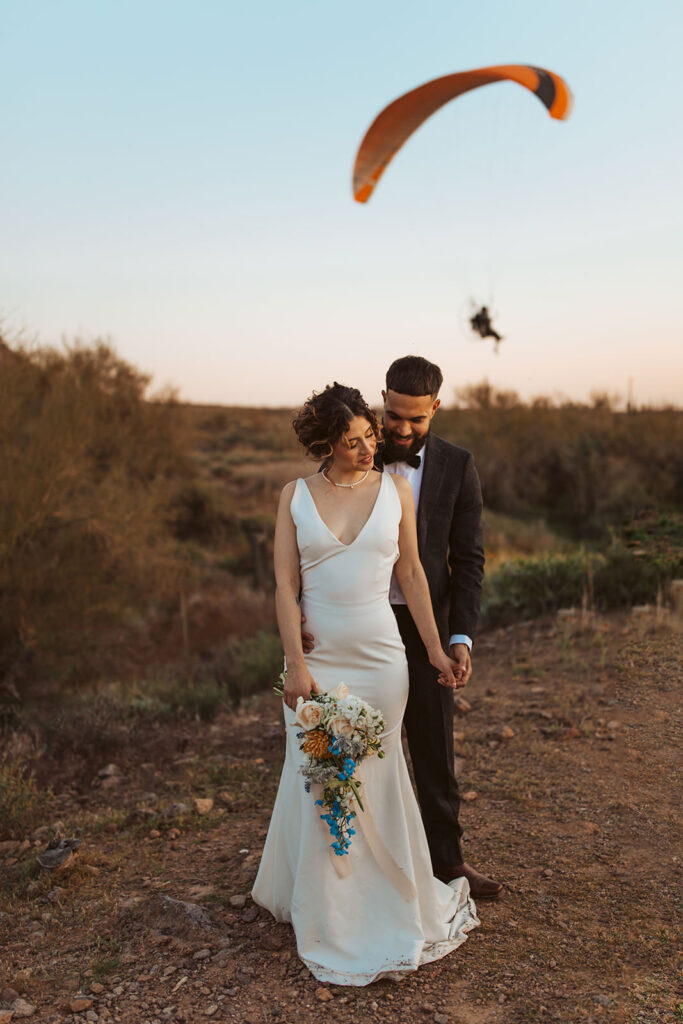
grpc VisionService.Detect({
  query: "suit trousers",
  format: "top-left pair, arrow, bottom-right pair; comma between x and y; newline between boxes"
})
393,604 -> 464,871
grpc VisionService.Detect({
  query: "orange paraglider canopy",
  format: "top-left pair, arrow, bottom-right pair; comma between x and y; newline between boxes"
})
353,64 -> 572,203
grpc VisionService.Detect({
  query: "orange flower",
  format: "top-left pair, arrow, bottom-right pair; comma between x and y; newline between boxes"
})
302,730 -> 333,760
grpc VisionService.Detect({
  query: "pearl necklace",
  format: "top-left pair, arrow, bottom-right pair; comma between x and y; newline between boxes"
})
322,468 -> 369,489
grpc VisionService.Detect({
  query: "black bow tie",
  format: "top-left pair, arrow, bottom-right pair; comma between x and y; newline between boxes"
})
383,452 -> 421,469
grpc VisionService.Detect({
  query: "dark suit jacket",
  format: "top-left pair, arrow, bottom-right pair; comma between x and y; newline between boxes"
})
380,433 -> 485,642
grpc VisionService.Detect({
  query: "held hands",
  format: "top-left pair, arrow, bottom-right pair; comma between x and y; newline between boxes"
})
428,647 -> 464,690
298,610 -> 470,692
449,643 -> 472,687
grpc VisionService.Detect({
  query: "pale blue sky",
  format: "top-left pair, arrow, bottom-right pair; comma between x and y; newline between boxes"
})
1,0 -> 681,406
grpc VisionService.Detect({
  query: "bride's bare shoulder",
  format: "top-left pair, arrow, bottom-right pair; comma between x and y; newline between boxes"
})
279,473 -> 319,501
301,471 -> 326,491
278,479 -> 298,502
386,472 -> 411,496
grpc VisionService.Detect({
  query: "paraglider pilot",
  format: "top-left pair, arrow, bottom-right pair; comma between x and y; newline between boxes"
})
470,306 -> 502,343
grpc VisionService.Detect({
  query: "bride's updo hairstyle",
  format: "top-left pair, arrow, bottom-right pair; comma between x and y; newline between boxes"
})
292,382 -> 382,461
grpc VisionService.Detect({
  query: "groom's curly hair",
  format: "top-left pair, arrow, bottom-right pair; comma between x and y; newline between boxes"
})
292,383 -> 382,461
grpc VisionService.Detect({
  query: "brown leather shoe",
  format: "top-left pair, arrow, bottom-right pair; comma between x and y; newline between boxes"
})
435,861 -> 504,900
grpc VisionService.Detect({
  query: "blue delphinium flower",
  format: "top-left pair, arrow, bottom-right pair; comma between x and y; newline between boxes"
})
289,684 -> 386,856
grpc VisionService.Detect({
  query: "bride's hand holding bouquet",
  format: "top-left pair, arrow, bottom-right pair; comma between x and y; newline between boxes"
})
282,661 -> 321,711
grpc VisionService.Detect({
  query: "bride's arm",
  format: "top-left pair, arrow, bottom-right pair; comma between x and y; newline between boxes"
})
274,481 -> 320,710
392,476 -> 460,689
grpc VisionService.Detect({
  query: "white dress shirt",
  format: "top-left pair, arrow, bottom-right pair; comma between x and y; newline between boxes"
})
385,459 -> 473,651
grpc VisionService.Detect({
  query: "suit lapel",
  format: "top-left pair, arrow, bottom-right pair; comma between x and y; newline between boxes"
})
417,434 -> 446,554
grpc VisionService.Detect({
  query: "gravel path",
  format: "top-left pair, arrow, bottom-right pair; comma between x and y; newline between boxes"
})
1,610 -> 680,1024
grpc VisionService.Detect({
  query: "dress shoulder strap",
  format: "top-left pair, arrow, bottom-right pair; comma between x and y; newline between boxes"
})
382,470 -> 404,518
289,477 -> 305,526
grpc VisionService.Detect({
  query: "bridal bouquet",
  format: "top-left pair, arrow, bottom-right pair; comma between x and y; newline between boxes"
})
274,674 -> 385,856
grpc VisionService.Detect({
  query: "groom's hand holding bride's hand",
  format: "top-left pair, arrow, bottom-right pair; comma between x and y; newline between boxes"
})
449,643 -> 472,687
428,647 -> 463,690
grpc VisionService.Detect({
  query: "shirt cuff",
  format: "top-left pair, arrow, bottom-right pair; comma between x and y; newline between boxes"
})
449,634 -> 472,651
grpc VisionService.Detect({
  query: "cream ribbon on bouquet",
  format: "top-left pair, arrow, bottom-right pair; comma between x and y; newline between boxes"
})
289,679 -> 417,902
337,774 -> 417,905
318,767 -> 417,903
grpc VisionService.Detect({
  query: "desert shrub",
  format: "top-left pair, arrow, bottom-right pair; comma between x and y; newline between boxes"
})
0,338 -> 191,692
592,549 -> 673,609
482,546 -> 680,628
165,675 -> 228,721
211,630 -> 284,706
38,628 -> 284,750
39,689 -> 149,759
0,759 -> 50,840
151,629 -> 284,719
189,405 -> 299,458
482,510 -> 566,564
169,483 -> 236,543
620,510 -> 683,561
37,676 -> 218,756
440,386 -> 683,538
482,551 -> 591,625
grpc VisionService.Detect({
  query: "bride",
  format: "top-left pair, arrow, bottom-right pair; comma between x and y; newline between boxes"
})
252,382 -> 479,985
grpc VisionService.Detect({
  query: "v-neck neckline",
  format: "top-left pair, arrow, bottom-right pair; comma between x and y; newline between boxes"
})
301,472 -> 384,549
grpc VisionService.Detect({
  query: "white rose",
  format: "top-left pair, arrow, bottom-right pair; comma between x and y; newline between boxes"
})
328,715 -> 354,740
295,699 -> 323,731
330,682 -> 349,701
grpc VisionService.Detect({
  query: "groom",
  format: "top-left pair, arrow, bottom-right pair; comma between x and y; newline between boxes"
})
305,355 -> 502,899
376,355 -> 502,900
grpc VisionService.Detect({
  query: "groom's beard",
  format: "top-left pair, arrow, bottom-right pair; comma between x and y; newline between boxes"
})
381,429 -> 429,464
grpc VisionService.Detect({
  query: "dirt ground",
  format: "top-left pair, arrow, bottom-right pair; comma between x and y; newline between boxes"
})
1,610 -> 680,1024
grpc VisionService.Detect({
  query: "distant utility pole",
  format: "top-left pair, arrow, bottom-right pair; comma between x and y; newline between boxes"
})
627,378 -> 635,412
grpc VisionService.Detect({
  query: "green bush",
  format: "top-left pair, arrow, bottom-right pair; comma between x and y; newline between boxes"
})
593,549 -> 676,609
482,546 -> 680,628
159,674 -> 228,722
482,550 -> 590,625
148,628 -> 284,720
212,629 -> 284,706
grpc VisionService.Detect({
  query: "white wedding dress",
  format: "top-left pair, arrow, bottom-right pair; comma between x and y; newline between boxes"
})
252,472 -> 479,985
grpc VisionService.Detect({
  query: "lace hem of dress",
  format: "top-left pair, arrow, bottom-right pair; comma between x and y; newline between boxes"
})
299,893 -> 480,987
